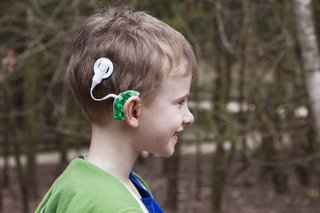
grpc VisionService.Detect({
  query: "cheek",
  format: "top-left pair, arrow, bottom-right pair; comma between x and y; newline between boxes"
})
160,108 -> 182,123
142,105 -> 183,132
151,115 -> 180,137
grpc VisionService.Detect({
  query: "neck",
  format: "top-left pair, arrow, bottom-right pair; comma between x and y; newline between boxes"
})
86,123 -> 139,181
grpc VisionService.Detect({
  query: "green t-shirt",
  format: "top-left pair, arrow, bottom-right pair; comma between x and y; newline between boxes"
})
35,158 -> 150,213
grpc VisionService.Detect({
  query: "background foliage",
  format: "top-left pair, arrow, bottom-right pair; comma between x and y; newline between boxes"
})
1,0 -> 320,212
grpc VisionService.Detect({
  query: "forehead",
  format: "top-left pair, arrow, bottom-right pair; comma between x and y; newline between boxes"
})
151,58 -> 193,101
157,74 -> 192,100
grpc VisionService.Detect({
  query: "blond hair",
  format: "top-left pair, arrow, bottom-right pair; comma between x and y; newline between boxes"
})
68,7 -> 197,124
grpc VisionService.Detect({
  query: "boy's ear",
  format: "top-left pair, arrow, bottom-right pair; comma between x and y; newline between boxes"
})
123,96 -> 142,128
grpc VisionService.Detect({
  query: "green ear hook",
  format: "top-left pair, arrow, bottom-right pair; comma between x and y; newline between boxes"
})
113,90 -> 140,120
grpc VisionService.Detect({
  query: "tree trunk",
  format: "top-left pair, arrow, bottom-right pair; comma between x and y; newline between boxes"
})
293,0 -> 320,142
236,0 -> 253,177
24,61 -> 38,198
211,2 -> 234,211
24,8 -> 40,198
192,74 -> 203,201
3,79 -> 29,213
0,89 -> 10,212
0,124 -> 10,213
164,141 -> 181,211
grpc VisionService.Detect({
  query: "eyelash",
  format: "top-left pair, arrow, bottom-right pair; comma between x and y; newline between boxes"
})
178,99 -> 187,106
179,100 -> 185,104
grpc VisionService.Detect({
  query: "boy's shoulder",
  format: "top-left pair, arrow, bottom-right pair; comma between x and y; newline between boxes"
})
35,158 -> 144,213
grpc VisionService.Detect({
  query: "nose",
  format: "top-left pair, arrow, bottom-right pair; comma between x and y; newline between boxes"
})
183,107 -> 194,126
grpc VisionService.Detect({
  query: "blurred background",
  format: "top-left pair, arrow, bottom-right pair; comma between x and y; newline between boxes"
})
1,0 -> 320,212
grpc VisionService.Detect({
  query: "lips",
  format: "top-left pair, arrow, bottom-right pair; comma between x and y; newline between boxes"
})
177,128 -> 184,133
173,128 -> 184,142
175,128 -> 184,136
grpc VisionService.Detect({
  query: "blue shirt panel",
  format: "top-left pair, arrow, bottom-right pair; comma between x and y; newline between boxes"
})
129,172 -> 164,213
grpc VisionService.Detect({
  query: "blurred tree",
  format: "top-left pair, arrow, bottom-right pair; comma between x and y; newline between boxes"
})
24,7 -> 40,197
163,141 -> 181,211
294,0 -> 320,143
294,0 -> 320,187
2,66 -> 29,212
210,1 -> 237,212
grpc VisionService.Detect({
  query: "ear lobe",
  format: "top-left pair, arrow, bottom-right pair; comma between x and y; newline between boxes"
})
123,96 -> 142,128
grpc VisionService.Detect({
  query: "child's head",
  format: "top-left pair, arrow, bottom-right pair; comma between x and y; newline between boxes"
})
68,7 -> 197,124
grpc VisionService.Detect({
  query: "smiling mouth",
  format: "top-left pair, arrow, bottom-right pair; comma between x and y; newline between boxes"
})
174,128 -> 184,139
176,129 -> 183,134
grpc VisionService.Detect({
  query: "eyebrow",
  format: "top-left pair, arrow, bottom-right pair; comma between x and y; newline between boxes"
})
175,94 -> 189,102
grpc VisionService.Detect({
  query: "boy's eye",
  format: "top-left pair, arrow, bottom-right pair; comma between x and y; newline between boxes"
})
179,100 -> 186,105
178,99 -> 187,107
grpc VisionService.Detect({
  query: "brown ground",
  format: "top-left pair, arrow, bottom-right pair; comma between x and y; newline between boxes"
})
2,153 -> 320,213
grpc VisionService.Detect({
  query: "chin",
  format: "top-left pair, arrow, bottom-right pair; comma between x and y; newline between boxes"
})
159,148 -> 175,157
150,139 -> 178,157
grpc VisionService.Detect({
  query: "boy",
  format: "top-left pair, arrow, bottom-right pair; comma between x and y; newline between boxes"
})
36,6 -> 196,213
